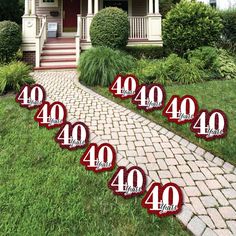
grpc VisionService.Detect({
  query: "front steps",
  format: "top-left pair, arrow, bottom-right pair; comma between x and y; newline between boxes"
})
34,38 -> 77,70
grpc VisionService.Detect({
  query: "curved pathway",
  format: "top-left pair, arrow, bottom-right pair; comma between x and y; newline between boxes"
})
33,70 -> 236,236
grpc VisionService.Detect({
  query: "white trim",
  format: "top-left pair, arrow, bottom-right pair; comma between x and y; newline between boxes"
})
39,0 -> 59,8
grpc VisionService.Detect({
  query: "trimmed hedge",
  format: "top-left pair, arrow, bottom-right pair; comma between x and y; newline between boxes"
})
163,0 -> 223,55
0,21 -> 22,63
78,47 -> 135,87
125,46 -> 164,59
90,7 -> 129,49
220,9 -> 236,51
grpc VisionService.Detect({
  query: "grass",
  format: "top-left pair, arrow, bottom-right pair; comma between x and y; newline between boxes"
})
94,79 -> 236,165
0,95 -> 189,235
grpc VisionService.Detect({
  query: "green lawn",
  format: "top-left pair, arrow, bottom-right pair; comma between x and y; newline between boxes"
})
94,79 -> 236,165
0,95 -> 189,235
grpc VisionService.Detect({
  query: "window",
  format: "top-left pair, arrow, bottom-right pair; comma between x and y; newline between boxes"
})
209,0 -> 217,8
39,0 -> 58,7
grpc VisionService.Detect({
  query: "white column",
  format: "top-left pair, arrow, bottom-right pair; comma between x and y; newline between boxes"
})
154,0 -> 159,14
25,0 -> 29,15
94,0 -> 99,14
31,0 -> 36,15
88,0 -> 93,15
149,0 -> 154,14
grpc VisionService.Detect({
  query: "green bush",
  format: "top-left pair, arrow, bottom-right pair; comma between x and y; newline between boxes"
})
163,0 -> 223,55
132,54 -> 202,85
0,21 -> 22,63
125,46 -> 164,59
0,62 -> 34,94
187,46 -> 219,80
90,7 -> 129,49
187,47 -> 236,80
220,9 -> 236,52
78,47 -> 136,87
132,59 -> 161,83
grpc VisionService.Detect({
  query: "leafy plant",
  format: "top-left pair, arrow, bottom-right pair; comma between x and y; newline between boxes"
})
187,47 -> 236,80
215,49 -> 236,80
187,46 -> 219,80
0,61 -> 34,93
90,7 -> 129,49
78,47 -> 136,87
163,0 -> 223,55
132,54 -> 202,85
131,59 -> 160,83
0,21 -> 22,63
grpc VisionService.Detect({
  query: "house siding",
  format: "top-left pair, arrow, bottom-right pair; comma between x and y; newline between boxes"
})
81,0 -> 88,16
132,0 -> 147,16
34,0 -> 148,35
35,0 -> 62,36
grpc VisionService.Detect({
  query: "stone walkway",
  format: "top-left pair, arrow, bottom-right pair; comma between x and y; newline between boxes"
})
33,70 -> 236,236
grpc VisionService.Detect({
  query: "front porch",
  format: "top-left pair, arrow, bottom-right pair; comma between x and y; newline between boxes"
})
22,0 -> 162,68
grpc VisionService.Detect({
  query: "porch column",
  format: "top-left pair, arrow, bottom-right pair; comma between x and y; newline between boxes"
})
94,0 -> 99,14
154,0 -> 159,14
24,0 -> 29,15
147,0 -> 162,42
31,0 -> 36,15
86,0 -> 94,42
88,0 -> 93,15
149,0 -> 154,14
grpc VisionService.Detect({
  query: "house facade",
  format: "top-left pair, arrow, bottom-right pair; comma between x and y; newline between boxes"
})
22,0 -> 162,69
196,0 -> 236,10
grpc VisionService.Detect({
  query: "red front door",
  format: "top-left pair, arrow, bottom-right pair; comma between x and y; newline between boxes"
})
63,0 -> 80,32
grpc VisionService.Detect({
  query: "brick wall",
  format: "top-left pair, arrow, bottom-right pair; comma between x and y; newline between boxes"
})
23,51 -> 36,66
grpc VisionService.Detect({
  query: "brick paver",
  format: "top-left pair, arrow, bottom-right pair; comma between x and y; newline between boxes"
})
33,71 -> 236,236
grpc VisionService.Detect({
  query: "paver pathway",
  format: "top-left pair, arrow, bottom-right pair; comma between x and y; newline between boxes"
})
33,70 -> 236,236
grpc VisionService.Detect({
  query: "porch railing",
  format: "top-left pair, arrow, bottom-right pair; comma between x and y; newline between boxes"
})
36,16 -> 47,67
129,17 -> 147,39
79,16 -> 147,41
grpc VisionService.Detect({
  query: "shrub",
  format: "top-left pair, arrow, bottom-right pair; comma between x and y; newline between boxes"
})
0,21 -> 22,63
0,62 -> 34,94
125,46 -> 164,59
187,46 -> 219,80
78,47 -> 136,87
132,59 -> 161,83
163,0 -> 223,55
220,9 -> 236,52
187,47 -> 236,80
157,54 -> 202,84
90,7 -> 129,49
132,54 -> 202,85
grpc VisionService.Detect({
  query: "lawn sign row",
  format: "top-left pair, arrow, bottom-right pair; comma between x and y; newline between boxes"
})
15,84 -> 183,217
109,75 -> 228,141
